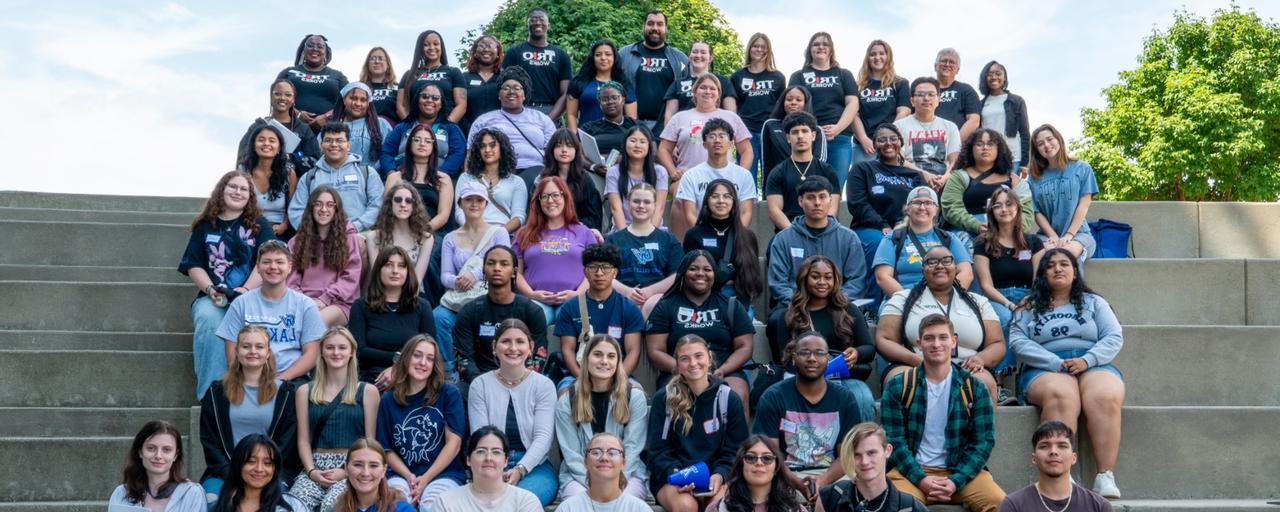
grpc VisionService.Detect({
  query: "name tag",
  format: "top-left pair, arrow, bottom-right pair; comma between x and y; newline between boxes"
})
871,185 -> 885,195
343,174 -> 359,183
608,326 -> 623,338
205,234 -> 221,244
780,419 -> 798,434
479,324 -> 496,337
790,247 -> 805,259
703,417 -> 720,434
702,238 -> 717,248
1017,250 -> 1032,261
470,79 -> 481,86
644,242 -> 660,251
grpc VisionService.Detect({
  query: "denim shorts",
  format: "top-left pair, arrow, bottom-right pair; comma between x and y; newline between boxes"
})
1017,348 -> 1123,403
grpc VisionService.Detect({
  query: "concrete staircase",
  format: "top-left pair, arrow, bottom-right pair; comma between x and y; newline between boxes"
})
1,191 -> 1278,511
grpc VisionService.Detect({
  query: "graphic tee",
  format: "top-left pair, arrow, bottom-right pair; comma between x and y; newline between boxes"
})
633,45 -> 676,121
375,386 -> 468,483
789,67 -> 858,134
730,68 -> 787,133
894,115 -> 961,175
502,42 -> 574,105
753,378 -> 861,470
277,65 -> 349,115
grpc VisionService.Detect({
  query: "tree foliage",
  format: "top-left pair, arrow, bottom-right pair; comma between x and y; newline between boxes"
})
458,0 -> 744,76
1077,5 -> 1280,201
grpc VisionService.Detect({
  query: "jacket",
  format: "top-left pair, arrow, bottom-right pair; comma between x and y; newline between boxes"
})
767,216 -> 866,304
979,92 -> 1030,164
880,364 -> 995,489
199,380 -> 299,483
940,169 -> 1036,234
645,378 -> 747,489
288,154 -> 384,231
378,119 -> 467,178
818,479 -> 929,512
554,386 -> 650,489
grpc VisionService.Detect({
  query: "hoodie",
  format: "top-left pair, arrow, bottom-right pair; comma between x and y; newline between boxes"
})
288,154 -> 384,231
767,216 -> 866,304
645,377 -> 747,493
285,221 -> 363,317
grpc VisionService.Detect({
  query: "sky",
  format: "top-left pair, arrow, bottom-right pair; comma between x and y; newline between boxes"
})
1,0 -> 1273,198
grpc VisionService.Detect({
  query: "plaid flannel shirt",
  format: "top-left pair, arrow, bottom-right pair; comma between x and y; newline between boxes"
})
880,363 -> 996,488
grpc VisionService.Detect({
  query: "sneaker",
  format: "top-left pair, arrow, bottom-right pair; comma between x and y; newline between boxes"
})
997,386 -> 1020,406
1093,470 -> 1121,499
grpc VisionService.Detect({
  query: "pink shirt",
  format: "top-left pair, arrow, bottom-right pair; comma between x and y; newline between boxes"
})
660,108 -> 752,170
286,222 -> 363,316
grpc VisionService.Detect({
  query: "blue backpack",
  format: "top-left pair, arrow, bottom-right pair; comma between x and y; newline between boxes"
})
1088,218 -> 1133,258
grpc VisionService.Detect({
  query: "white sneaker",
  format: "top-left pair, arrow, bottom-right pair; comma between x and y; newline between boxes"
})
1093,470 -> 1121,499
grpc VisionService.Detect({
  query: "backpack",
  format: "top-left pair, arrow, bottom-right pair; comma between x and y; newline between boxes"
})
660,383 -> 732,440
899,366 -> 975,418
890,227 -> 952,281
896,283 -> 986,351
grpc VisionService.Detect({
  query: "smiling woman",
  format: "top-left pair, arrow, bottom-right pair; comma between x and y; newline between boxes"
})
109,420 -> 206,511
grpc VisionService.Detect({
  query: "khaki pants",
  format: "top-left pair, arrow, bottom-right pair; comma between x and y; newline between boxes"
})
887,467 -> 1004,512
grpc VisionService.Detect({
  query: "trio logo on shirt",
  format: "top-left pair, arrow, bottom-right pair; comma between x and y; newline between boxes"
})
861,87 -> 895,103
939,90 -> 959,101
803,72 -> 839,88
522,50 -> 557,65
288,70 -> 332,85
676,306 -> 721,328
640,57 -> 669,72
678,79 -> 694,95
417,71 -> 449,82
740,78 -> 778,97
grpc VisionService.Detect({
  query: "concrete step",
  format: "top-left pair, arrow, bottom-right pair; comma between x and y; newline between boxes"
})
1113,501 -> 1280,511
0,407 -> 190,437
1116,326 -> 1280,406
0,264 -> 186,283
0,206 -> 196,225
0,330 -> 191,351
0,191 -> 204,212
0,281 -> 193,332
0,220 -> 188,267
1083,259 -> 1276,325
0,502 -> 102,512
0,437 -> 136,501
1087,201 -> 1199,259
1198,203 -> 1280,259
0,350 -> 194,407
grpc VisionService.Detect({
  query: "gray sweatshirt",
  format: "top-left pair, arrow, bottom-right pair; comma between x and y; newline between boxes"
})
767,216 -> 866,304
1009,293 -> 1124,369
288,154 -> 383,231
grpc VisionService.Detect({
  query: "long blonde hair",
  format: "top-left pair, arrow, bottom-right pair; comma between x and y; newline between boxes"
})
571,335 -> 633,425
332,438 -> 399,512
664,334 -> 716,435
309,327 -> 360,405
223,325 -> 278,405
857,39 -> 899,90
743,33 -> 776,72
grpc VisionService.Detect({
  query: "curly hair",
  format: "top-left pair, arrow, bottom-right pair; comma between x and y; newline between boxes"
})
371,182 -> 432,253
465,128 -> 518,178
721,435 -> 804,512
292,185 -> 351,274
784,256 -> 860,351
1028,248 -> 1095,318
191,171 -> 263,235
955,127 -> 1013,174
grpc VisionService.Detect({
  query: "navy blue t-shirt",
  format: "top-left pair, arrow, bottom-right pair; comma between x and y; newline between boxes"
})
375,385 -> 468,484
552,291 -> 645,356
607,228 -> 684,288
178,216 -> 277,292
633,45 -> 677,121
789,67 -> 858,134
730,68 -> 787,133
277,65 -> 349,115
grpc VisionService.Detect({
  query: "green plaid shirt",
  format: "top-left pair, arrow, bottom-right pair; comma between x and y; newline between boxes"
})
880,364 -> 996,488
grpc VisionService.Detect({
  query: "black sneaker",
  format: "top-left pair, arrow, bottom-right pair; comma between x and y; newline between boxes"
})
997,386 -> 1020,406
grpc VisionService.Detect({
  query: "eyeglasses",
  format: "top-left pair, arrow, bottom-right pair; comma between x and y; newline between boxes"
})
368,55 -> 386,62
585,448 -> 624,459
392,196 -> 416,205
585,264 -> 616,274
314,201 -> 337,210
922,256 -> 955,268
990,201 -> 1016,211
908,200 -> 936,208
539,192 -> 564,202
410,137 -> 435,145
874,135 -> 901,144
322,138 -> 348,146
419,93 -> 442,101
741,453 -> 777,466
471,447 -> 506,459
793,350 -> 830,360
704,133 -> 731,141
500,84 -> 524,92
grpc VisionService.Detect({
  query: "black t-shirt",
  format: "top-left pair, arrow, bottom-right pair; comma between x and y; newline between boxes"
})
753,377 -> 863,470
581,117 -> 638,158
349,298 -> 436,382
663,74 -> 733,114
973,235 -> 1044,289
858,77 -> 910,132
502,42 -> 574,105
369,82 -> 401,124
646,292 -> 754,370
461,71 -> 502,134
764,159 -> 840,222
764,303 -> 874,373
590,390 -> 610,434
935,81 -> 981,129
962,173 -> 1012,214
730,68 -> 787,133
277,65 -> 349,115
844,160 -> 926,230
453,295 -> 549,381
400,66 -> 466,121
682,221 -> 732,267
788,67 -> 858,133
634,45 -> 677,121
607,227 -> 685,288
505,398 -> 527,452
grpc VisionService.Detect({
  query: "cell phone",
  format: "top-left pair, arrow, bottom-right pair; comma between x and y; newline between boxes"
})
806,478 -> 817,497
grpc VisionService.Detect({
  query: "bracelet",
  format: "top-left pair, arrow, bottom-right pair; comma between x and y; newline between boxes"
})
306,468 -> 317,475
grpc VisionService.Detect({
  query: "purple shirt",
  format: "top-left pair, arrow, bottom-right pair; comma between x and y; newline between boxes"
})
517,224 -> 594,292
440,227 -> 512,288
469,108 -> 557,169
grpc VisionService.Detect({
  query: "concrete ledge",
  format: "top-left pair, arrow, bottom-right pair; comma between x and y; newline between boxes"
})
0,281 -> 193,332
0,350 -> 194,407
0,221 -> 188,267
0,264 -> 186,283
1245,260 -> 1280,326
1084,259 -> 1246,325
1198,203 -> 1280,258
1088,201 -> 1199,258
0,207 -> 196,225
0,437 -> 133,501
0,191 -> 205,212
0,330 -> 191,351
1116,326 -> 1280,406
0,407 -> 189,437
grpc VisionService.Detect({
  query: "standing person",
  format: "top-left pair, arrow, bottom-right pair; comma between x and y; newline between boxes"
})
384,124 -> 456,235
289,122 -> 385,232
200,326 -> 300,503
552,245 -> 646,388
1009,249 -> 1125,499
763,111 -> 840,231
606,183 -> 683,314
363,184 -> 436,285
872,186 -> 974,296
292,327 -> 380,511
217,241 -> 325,385
398,30 -> 467,124
646,335 -> 749,512
1027,125 -> 1098,262
377,335 -> 468,511
109,420 -> 205,511
555,433 -> 653,511
662,41 -> 737,125
669,117 -> 755,237
236,79 -> 321,174
350,247 -> 435,387
554,338 -> 650,500
681,181 -> 764,309
789,32 -> 858,190
362,47 -> 401,124
240,125 -> 298,238
880,314 -> 1005,512
978,61 -> 1031,172
851,40 -> 911,168
767,177 -> 865,305
660,75 -> 754,230
567,40 -> 638,131
434,426 -> 543,512
277,34 -> 348,129
619,10 -> 691,130
759,85 -> 828,175
329,82 -> 394,173
704,436 -> 807,512
382,85 -> 467,178
502,7 -> 573,119
468,319 -> 560,507
455,129 -> 529,234
470,66 -> 558,193
895,77 -> 961,189
731,33 -> 787,181
845,123 -> 926,304
816,423 -> 929,512
603,126 -> 667,230
753,332 -> 867,504
538,128 -> 605,230
933,49 -> 981,142
288,186 -> 363,327
461,35 -> 504,135
181,171 -> 276,400
998,422 -> 1115,511
453,246 -> 549,383
941,128 -> 1034,244
330,438 -> 417,512
210,435 -> 308,512
513,176 -> 596,327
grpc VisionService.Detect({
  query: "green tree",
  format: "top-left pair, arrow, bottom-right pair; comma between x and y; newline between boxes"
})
458,0 -> 744,76
1077,6 -> 1280,201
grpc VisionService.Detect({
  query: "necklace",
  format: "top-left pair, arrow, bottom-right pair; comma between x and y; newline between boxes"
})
853,485 -> 887,512
1034,482 -> 1072,512
496,368 -> 530,387
713,225 -> 729,236
792,158 -> 814,182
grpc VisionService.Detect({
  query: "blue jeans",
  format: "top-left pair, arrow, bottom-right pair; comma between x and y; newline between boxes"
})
192,296 -> 229,401
531,300 -> 559,331
854,227 -> 887,310
748,135 -> 763,196
827,133 -> 854,191
849,138 -> 876,169
507,454 -> 558,506
720,285 -> 754,319
988,286 -> 1029,374
432,305 -> 458,380
831,378 -> 877,423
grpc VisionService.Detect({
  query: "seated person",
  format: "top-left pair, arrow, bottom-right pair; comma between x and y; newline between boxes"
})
554,335 -> 650,500
817,422 -> 929,512
567,40 -> 638,131
328,82 -> 394,173
646,334 -> 749,512
469,66 -> 557,191
973,186 -> 1045,388
289,121 -> 384,232
350,247 -> 436,387
1009,248 -> 1125,499
435,426 -> 543,512
580,81 -> 640,159
239,124 -> 298,238
767,176 -> 865,306
454,128 -> 529,234
382,123 -> 456,234
670,117 -> 756,238
941,128 -> 1034,244
845,123 -> 927,302
467,319 -> 559,507
763,111 -> 840,231
760,85 -> 828,175
288,186 -> 363,327
554,433 -> 652,512
513,176 -> 595,327
210,435 -> 306,511
681,180 -> 764,312
362,184 -> 435,285
881,314 -> 1004,512
330,438 -> 419,512
453,246 -> 549,382
235,79 -> 319,176
380,84 -> 466,177
872,186 -> 973,300
553,244 -> 645,392
539,128 -> 604,231
605,183 -> 683,317
603,126 -> 668,231
998,421 -> 1116,511
1027,124 -> 1099,262
705,436 -> 808,512
109,420 -> 205,510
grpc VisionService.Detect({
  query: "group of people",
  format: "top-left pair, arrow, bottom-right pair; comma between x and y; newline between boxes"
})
132,7 -> 1131,512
